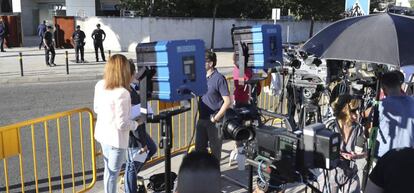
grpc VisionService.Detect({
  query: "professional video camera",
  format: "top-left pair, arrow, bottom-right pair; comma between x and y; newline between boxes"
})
226,25 -> 341,192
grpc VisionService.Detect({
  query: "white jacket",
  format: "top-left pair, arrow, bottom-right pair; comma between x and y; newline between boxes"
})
94,80 -> 138,149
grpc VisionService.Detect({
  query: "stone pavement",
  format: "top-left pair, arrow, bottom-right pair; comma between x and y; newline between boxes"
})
0,46 -> 234,85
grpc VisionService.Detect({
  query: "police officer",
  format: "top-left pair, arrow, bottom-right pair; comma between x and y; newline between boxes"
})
72,25 -> 86,63
43,25 -> 55,67
91,23 -> 106,62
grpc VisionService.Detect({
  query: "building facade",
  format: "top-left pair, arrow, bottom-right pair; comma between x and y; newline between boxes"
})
9,0 -> 120,36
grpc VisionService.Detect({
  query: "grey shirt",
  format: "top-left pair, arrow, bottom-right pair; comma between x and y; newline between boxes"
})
199,69 -> 229,120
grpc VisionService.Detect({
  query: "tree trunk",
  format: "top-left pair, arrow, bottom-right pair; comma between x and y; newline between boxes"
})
309,16 -> 315,38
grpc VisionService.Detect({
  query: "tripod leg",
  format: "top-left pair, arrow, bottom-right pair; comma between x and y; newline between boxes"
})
248,165 -> 253,193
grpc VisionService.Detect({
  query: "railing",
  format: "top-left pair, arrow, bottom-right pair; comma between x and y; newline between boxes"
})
0,108 -> 96,193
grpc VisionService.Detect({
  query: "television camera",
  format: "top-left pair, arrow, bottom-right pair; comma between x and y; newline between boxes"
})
224,25 -> 341,193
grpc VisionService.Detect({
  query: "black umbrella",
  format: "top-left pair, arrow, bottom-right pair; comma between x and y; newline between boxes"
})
302,13 -> 414,67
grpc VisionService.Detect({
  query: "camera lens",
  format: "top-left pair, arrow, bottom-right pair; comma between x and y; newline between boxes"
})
226,121 -> 253,141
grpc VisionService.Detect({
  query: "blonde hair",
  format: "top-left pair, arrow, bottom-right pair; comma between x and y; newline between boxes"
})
333,94 -> 360,125
104,54 -> 132,90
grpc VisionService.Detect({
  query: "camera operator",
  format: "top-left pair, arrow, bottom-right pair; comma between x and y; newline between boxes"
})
376,71 -> 414,157
195,50 -> 231,161
326,94 -> 367,193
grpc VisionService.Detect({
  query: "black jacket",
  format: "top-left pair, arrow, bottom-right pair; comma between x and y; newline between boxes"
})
129,84 -> 148,148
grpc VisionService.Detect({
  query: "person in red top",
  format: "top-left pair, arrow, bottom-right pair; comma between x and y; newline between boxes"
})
232,53 -> 261,107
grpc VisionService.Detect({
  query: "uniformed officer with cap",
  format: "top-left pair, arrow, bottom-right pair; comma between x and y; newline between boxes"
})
91,23 -> 106,62
72,25 -> 86,63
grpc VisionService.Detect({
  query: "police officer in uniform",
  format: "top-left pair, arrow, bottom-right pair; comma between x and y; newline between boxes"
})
72,25 -> 86,63
43,25 -> 55,67
91,23 -> 106,62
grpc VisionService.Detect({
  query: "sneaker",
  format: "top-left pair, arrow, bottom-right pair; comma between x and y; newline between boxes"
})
46,63 -> 51,67
51,63 -> 56,67
1,50 -> 5,52
81,60 -> 85,63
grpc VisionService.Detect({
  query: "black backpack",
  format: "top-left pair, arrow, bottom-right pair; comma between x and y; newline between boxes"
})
147,172 -> 177,192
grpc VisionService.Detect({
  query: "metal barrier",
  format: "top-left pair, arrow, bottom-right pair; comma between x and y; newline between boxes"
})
0,108 -> 97,193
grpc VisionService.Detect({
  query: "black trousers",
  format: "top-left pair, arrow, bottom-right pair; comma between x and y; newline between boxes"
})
45,46 -> 55,64
195,119 -> 223,161
0,37 -> 4,51
94,41 -> 105,61
39,36 -> 43,49
75,43 -> 84,62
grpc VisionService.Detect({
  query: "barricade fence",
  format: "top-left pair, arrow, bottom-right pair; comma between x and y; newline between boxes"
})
0,108 -> 96,193
0,75 -> 282,192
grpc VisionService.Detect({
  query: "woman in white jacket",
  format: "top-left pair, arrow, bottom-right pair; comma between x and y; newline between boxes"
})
94,54 -> 140,193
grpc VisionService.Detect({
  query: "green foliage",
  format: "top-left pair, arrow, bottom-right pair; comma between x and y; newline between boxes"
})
120,0 -> 344,20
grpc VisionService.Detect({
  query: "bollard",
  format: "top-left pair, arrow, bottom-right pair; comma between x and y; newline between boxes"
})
65,51 -> 69,74
108,50 -> 111,58
19,52 -> 23,77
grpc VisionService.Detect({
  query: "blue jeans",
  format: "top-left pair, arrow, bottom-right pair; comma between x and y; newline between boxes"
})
101,144 -> 126,193
124,134 -> 157,193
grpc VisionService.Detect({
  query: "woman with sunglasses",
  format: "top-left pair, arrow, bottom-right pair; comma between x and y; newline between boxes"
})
327,94 -> 367,193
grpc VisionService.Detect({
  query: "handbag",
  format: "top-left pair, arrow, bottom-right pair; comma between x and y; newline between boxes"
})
147,172 -> 177,191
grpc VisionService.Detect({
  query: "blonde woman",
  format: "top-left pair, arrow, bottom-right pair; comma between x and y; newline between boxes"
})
94,54 -> 141,193
328,94 -> 367,193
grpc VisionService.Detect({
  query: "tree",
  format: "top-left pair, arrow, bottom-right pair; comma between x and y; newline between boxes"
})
270,0 -> 344,37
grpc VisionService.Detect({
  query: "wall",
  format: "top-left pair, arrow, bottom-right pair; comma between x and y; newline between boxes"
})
66,0 -> 95,17
20,0 -> 38,36
77,16 -> 331,52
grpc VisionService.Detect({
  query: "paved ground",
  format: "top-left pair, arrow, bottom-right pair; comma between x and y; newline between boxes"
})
0,46 -> 234,85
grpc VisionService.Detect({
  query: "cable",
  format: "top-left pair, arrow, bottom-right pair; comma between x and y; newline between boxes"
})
257,160 -> 285,191
186,92 -> 199,153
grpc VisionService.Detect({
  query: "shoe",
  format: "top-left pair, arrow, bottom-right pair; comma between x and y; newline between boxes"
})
51,63 -> 56,67
46,63 -> 51,67
103,59 -> 106,62
76,60 -> 80,63
1,50 -> 5,52
81,60 -> 85,63
96,59 -> 99,62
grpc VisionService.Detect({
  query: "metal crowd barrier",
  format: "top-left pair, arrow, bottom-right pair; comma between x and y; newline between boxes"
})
0,108 -> 97,193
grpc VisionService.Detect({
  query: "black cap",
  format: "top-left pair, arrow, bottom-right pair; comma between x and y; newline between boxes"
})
76,25 -> 81,29
47,25 -> 53,29
97,23 -> 101,27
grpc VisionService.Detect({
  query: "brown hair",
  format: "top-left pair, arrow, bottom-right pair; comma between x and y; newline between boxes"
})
333,94 -> 360,125
205,50 -> 217,67
104,54 -> 132,90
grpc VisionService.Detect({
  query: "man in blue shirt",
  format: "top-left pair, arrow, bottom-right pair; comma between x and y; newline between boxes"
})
37,20 -> 47,50
0,18 -> 7,52
377,71 -> 414,157
195,50 -> 231,161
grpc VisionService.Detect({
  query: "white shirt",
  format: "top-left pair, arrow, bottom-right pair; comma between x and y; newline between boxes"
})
94,80 -> 138,149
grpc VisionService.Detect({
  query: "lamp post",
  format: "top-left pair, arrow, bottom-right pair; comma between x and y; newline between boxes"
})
210,3 -> 218,51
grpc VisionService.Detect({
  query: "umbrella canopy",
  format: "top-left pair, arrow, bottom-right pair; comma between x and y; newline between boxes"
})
302,13 -> 414,67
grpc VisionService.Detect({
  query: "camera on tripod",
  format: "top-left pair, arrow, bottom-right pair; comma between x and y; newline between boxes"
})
226,25 -> 341,192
